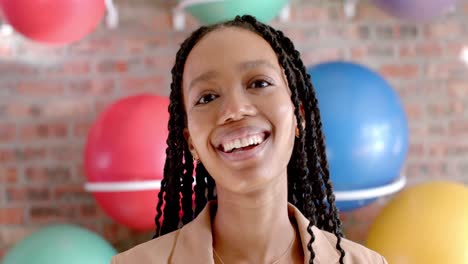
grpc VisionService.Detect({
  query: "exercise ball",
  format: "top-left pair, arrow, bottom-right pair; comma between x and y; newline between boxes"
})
2,224 -> 116,264
367,181 -> 468,263
308,61 -> 408,211
84,94 -> 169,231
0,0 -> 105,45
372,0 -> 456,22
181,0 -> 288,25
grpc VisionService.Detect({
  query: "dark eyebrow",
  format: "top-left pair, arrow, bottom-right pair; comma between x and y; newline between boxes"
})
188,59 -> 277,91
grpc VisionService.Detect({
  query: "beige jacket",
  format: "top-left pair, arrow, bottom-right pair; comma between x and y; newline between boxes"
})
111,202 -> 387,264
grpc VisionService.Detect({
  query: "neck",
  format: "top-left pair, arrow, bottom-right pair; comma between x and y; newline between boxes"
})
212,172 -> 298,263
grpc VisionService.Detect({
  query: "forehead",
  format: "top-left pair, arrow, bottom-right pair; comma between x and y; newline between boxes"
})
183,27 -> 280,84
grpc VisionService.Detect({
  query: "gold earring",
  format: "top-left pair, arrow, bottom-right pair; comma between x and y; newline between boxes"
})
192,152 -> 200,164
295,127 -> 300,138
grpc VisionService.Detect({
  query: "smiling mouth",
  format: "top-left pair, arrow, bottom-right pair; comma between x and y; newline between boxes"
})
218,132 -> 270,153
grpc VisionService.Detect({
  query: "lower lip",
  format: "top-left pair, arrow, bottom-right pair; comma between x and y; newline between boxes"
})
217,136 -> 270,162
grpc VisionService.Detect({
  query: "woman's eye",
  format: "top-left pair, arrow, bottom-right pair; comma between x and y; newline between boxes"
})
196,93 -> 218,105
249,79 -> 272,89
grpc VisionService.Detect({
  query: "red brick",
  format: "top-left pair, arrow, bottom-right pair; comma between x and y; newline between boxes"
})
29,205 -> 77,223
0,207 -> 25,224
414,43 -> 443,57
122,35 -> 170,53
445,42 -> 465,56
0,63 -> 38,75
0,123 -> 16,142
379,64 -> 419,79
350,47 -> 366,59
48,145 -> 82,162
448,81 -> 468,97
428,142 -> 448,157
121,76 -> 168,94
0,168 -> 17,184
428,124 -> 447,136
367,45 -> 394,57
16,147 -> 47,162
302,48 -> 345,66
40,99 -> 95,119
53,184 -> 90,202
406,161 -> 449,180
15,82 -> 65,96
424,22 -> 463,39
25,166 -> 72,184
6,187 -> 50,202
69,37 -> 118,55
80,204 -> 98,218
355,4 -> 392,21
395,25 -> 419,39
425,62 -> 466,79
43,61 -> 91,75
20,122 -> 68,141
408,143 -> 425,156
97,60 -> 129,73
68,79 -> 115,96
94,100 -> 114,115
0,148 -> 15,164
298,5 -> 328,22
427,103 -> 451,118
145,54 -> 176,71
404,103 -> 423,119
448,143 -> 468,156
3,102 -> 41,120
73,120 -> 93,137
449,120 -> 468,136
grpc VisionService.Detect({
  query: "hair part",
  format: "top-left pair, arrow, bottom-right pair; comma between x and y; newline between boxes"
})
153,15 -> 345,263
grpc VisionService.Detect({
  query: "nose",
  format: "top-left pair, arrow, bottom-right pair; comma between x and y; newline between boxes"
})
218,89 -> 257,125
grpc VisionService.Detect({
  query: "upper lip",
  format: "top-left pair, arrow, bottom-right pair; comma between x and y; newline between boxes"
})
213,125 -> 270,150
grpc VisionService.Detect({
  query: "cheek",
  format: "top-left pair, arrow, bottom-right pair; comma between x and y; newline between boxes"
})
186,112 -> 212,150
274,100 -> 296,132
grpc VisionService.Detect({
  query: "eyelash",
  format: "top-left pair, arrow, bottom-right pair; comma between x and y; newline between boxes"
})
194,78 -> 274,106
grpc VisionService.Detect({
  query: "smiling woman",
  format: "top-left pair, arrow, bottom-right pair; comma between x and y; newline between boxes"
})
110,15 -> 388,264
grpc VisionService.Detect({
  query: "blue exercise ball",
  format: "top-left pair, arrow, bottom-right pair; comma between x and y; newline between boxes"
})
308,61 -> 409,211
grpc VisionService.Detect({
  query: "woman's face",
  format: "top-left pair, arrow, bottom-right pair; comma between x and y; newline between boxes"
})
182,27 -> 296,194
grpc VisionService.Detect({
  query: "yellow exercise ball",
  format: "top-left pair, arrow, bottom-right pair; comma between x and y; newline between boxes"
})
366,181 -> 468,264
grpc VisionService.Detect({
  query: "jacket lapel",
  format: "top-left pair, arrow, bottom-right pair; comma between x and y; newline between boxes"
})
171,203 -> 215,264
289,204 -> 340,264
170,202 -> 340,264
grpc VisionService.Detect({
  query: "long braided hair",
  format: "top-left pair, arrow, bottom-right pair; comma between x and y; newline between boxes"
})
153,15 -> 345,263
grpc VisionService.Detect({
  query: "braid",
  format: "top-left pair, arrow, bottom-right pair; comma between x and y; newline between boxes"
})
153,15 -> 346,263
194,163 -> 208,216
181,145 -> 194,224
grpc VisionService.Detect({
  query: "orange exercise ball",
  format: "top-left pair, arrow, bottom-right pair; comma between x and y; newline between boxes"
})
0,0 -> 105,45
366,181 -> 468,264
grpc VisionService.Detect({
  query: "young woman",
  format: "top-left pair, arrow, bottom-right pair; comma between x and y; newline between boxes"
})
111,15 -> 387,264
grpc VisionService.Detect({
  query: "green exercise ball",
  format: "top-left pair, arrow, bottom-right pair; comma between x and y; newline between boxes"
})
2,224 -> 117,264
183,0 -> 288,25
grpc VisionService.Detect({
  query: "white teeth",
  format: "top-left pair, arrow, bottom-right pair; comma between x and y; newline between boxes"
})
222,134 -> 265,152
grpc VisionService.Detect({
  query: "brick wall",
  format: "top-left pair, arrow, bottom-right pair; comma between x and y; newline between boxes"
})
1,0 -> 468,258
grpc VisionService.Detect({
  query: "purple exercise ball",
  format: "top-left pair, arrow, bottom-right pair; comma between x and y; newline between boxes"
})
372,0 -> 456,22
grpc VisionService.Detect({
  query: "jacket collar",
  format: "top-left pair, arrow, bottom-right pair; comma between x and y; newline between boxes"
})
171,201 -> 340,264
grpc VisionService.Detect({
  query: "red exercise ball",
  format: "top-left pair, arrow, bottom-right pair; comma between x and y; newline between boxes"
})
0,0 -> 105,45
84,94 -> 169,231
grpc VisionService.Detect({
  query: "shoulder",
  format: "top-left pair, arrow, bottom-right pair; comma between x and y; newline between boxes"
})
110,230 -> 180,264
315,228 -> 388,263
